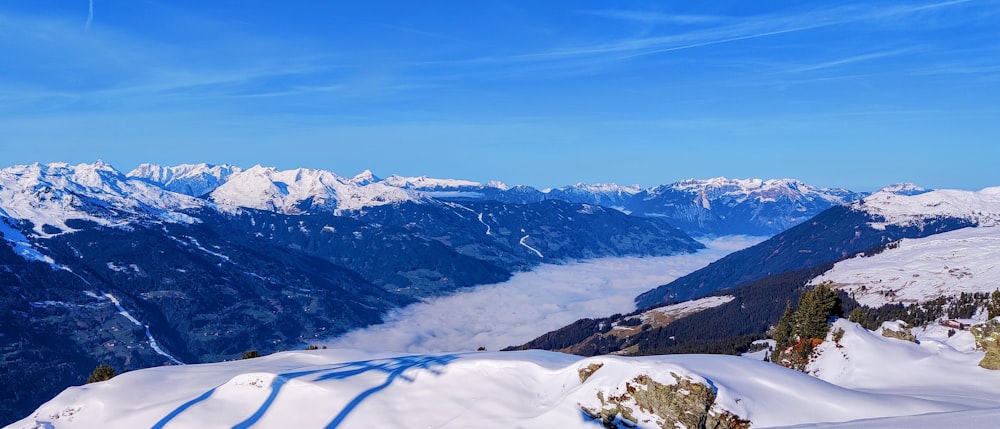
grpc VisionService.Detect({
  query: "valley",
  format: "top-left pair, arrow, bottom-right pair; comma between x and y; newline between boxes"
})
3,161 -> 999,428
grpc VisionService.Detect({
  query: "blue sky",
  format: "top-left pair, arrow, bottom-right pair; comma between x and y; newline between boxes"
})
1,1 -> 998,191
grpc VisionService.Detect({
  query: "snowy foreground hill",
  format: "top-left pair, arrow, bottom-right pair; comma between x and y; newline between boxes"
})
12,319 -> 1000,429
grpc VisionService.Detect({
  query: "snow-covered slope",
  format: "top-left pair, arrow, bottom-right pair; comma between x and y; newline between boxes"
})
0,162 -> 204,237
208,166 -> 427,214
812,226 -> 1000,307
859,187 -> 1000,230
15,341 -> 998,429
793,319 -> 1000,428
127,163 -> 242,197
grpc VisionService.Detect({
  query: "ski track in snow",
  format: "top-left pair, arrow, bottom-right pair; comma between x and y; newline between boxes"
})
170,235 -> 231,263
103,292 -> 184,365
519,234 -> 543,258
477,212 -> 491,235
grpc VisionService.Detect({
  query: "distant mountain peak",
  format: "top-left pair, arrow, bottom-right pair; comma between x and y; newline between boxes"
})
877,183 -> 929,196
350,169 -> 381,185
128,163 -> 243,197
486,180 -> 510,191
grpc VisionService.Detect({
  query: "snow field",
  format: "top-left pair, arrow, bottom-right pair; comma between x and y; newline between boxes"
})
813,226 -> 1000,307
19,317 -> 1000,429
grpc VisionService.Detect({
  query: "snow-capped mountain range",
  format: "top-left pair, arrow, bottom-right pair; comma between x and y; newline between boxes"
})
125,161 -> 872,235
0,162 -> 203,237
0,160 -> 879,240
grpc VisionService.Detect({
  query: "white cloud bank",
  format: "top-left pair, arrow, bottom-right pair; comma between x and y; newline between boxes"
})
324,235 -> 765,353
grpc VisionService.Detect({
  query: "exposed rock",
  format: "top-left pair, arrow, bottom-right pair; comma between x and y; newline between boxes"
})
972,319 -> 1000,370
706,411 -> 753,429
881,323 -> 917,343
582,372 -> 750,429
578,362 -> 604,383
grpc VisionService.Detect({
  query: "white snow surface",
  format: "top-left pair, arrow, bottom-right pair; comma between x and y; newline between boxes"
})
790,319 -> 1000,428
208,165 -> 427,215
0,162 -> 204,237
0,216 -> 56,264
17,319 -> 1000,429
325,236 -> 765,353
859,186 -> 1000,229
812,226 -> 1000,307
640,295 -> 735,323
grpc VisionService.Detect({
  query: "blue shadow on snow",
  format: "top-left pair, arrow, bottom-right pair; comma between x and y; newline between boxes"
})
151,354 -> 459,429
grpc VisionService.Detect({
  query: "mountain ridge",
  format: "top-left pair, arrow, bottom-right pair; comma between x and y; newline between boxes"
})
126,162 -> 870,236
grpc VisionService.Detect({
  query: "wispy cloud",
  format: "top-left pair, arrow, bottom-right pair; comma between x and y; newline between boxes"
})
0,9 -> 373,110
500,1 -> 974,63
788,49 -> 915,73
85,0 -> 93,31
580,9 -> 728,25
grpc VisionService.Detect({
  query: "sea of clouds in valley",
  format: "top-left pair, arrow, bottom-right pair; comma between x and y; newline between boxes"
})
325,236 -> 765,352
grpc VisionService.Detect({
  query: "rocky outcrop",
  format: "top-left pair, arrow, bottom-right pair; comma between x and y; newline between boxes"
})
881,323 -> 917,343
582,369 -> 750,429
972,319 -> 1000,370
578,362 -> 604,383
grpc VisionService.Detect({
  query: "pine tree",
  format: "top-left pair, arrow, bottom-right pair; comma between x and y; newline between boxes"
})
773,300 -> 794,348
988,289 -> 1000,320
87,364 -> 116,383
793,283 -> 840,340
848,307 -> 866,325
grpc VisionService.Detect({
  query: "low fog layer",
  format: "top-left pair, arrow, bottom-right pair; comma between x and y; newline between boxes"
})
325,236 -> 765,352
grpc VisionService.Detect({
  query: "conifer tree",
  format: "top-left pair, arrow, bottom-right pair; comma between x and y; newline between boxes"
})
988,289 -> 1000,319
87,364 -> 116,383
793,283 -> 840,340
848,307 -> 865,325
773,300 -> 794,348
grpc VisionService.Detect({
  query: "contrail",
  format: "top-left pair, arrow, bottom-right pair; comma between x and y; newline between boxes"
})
85,0 -> 94,30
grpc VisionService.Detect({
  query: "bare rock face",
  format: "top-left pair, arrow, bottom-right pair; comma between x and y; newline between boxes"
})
881,324 -> 918,343
582,369 -> 750,429
972,319 -> 1000,370
578,362 -> 605,383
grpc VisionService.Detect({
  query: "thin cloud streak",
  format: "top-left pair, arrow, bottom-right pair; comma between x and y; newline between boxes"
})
580,9 -> 728,25
495,1 -> 973,64
85,0 -> 93,31
788,49 -> 915,73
